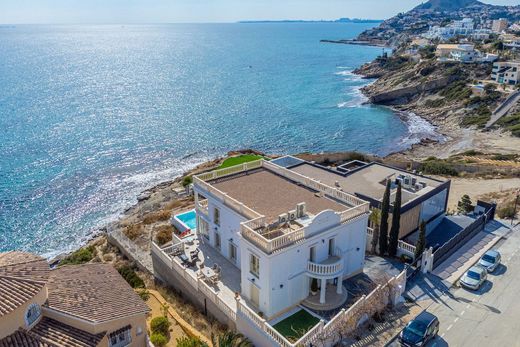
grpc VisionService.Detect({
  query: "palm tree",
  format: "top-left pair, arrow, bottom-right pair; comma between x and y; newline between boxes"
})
369,208 -> 382,254
212,332 -> 252,347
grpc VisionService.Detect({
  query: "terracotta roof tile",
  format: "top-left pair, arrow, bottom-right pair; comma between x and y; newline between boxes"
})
0,317 -> 106,347
30,317 -> 106,347
0,329 -> 51,347
0,252 -> 50,317
47,263 -> 149,323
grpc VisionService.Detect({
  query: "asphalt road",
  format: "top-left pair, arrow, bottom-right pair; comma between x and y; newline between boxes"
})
389,224 -> 520,347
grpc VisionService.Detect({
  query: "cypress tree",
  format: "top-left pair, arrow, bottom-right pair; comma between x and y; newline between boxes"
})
415,220 -> 426,260
379,179 -> 391,255
388,182 -> 402,257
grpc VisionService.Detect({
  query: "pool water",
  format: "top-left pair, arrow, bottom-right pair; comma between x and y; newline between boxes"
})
176,210 -> 197,230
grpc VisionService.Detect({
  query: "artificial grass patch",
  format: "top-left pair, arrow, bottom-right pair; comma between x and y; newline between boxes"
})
218,154 -> 266,169
272,309 -> 320,342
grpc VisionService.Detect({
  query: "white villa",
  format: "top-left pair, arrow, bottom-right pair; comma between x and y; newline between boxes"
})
193,159 -> 369,317
151,158 -> 407,346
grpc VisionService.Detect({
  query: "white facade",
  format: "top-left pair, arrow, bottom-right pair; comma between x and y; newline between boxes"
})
491,61 -> 520,85
193,160 -> 370,319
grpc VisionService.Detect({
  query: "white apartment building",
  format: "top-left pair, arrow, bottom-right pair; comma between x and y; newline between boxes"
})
491,61 -> 520,85
423,18 -> 492,41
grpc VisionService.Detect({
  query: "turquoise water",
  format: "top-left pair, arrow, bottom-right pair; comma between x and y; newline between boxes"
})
0,23 -> 440,256
176,210 -> 197,230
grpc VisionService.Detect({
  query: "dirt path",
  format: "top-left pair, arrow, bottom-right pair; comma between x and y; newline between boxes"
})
446,177 -> 520,211
146,289 -> 213,346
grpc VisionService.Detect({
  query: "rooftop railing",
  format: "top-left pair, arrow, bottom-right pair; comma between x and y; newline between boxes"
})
194,159 -> 370,254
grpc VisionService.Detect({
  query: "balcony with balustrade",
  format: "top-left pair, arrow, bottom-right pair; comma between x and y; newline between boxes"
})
302,248 -> 348,311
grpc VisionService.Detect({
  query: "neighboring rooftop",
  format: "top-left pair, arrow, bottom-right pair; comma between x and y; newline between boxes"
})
209,168 -> 348,222
46,263 -> 149,324
0,252 -> 50,317
0,317 -> 106,347
289,162 -> 444,205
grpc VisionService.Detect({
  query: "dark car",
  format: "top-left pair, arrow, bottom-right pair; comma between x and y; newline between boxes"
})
398,311 -> 439,346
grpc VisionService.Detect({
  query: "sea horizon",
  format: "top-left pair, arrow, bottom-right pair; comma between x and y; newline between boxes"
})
0,22 -> 442,257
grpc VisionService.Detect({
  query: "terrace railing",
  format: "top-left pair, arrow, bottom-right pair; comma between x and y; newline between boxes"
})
150,242 -> 237,321
237,268 -> 407,347
195,159 -> 370,254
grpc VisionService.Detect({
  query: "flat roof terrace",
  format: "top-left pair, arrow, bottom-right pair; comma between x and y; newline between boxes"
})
209,168 -> 347,223
290,163 -> 444,205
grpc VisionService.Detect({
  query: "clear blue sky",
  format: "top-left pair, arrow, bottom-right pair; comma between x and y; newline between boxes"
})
0,0 -> 518,24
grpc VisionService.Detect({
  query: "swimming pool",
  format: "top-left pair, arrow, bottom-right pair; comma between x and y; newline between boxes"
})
173,209 -> 197,232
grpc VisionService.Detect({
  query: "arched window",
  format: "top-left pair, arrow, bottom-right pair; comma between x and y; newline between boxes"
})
25,303 -> 41,327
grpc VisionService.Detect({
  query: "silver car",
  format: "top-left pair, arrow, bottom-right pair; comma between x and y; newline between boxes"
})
479,250 -> 501,273
460,265 -> 487,290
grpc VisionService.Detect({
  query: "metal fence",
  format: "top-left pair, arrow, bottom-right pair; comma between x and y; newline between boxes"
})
432,206 -> 495,268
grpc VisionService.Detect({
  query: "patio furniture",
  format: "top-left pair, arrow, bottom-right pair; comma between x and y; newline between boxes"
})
179,254 -> 189,265
201,267 -> 216,281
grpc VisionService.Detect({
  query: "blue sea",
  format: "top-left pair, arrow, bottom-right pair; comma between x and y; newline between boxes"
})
0,23 -> 441,256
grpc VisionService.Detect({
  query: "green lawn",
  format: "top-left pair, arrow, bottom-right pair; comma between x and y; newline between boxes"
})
272,309 -> 320,342
218,154 -> 266,169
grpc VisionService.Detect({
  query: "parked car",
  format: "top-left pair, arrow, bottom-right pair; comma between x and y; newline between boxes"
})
460,265 -> 487,290
478,250 -> 501,273
398,311 -> 439,346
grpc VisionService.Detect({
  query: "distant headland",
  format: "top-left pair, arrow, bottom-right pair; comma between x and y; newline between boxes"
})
238,18 -> 382,24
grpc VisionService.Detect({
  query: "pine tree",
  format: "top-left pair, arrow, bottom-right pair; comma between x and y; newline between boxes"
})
388,182 -> 402,257
414,220 -> 426,260
379,180 -> 391,255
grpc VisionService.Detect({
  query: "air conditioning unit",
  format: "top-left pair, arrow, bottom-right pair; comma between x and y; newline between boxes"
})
296,202 -> 307,218
335,181 -> 340,188
288,210 -> 297,221
278,213 -> 288,224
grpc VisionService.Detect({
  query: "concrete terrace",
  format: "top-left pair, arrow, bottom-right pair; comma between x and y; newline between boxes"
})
290,162 -> 444,205
210,168 -> 348,222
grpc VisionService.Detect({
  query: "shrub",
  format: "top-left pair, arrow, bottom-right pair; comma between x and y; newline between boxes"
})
491,154 -> 518,161
60,246 -> 96,266
155,225 -> 173,246
150,316 -> 171,336
137,289 -> 150,301
420,160 -> 459,176
175,337 -> 208,347
497,204 -> 516,219
182,175 -> 193,187
457,194 -> 473,214
461,150 -> 483,156
461,104 -> 491,128
117,266 -> 145,288
143,210 -> 172,225
424,98 -> 445,108
124,224 -> 143,240
150,332 -> 168,347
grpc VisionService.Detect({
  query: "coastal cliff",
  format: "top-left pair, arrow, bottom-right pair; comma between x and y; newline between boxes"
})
353,54 -> 520,159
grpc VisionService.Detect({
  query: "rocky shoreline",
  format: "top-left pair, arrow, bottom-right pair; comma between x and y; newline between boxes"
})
352,57 -> 520,161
